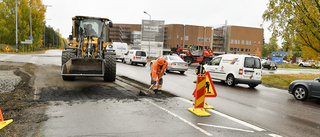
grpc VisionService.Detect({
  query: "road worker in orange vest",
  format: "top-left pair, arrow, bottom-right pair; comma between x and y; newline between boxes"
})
151,57 -> 168,94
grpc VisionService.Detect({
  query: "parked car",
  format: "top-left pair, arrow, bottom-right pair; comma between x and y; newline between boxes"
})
123,50 -> 147,66
203,54 -> 262,88
288,76 -> 320,101
298,60 -> 320,68
150,55 -> 188,74
262,61 -> 277,70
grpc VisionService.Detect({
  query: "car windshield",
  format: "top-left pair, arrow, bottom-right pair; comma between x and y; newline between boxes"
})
244,57 -> 261,69
168,56 -> 184,61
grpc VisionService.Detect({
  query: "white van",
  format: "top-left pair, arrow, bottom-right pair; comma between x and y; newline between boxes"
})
123,50 -> 147,66
203,54 -> 262,88
113,42 -> 128,62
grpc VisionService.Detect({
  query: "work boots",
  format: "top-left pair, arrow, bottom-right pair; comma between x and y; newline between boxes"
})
153,89 -> 162,95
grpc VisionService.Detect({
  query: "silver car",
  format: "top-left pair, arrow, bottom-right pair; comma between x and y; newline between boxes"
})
150,55 -> 188,74
288,76 -> 320,101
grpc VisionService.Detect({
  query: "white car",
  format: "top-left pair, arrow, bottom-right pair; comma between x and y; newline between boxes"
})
299,60 -> 320,68
203,54 -> 262,88
123,50 -> 147,66
113,42 -> 128,62
150,55 -> 188,74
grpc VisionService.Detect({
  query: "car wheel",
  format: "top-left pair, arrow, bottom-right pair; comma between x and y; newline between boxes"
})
130,60 -> 133,65
299,64 -> 303,67
312,65 -> 315,68
226,75 -> 235,86
293,86 -> 308,101
248,84 -> 258,88
179,71 -> 185,74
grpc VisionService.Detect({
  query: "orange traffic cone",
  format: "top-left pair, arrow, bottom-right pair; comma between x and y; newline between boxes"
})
0,108 -> 13,130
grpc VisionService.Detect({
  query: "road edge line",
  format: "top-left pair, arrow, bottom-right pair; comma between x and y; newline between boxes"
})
177,97 -> 266,132
145,99 -> 213,136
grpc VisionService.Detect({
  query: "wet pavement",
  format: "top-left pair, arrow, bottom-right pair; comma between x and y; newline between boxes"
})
1,50 -> 320,137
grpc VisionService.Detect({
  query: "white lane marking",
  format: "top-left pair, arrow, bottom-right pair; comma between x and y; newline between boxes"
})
197,123 -> 254,133
268,134 -> 283,137
145,99 -> 213,136
177,97 -> 266,132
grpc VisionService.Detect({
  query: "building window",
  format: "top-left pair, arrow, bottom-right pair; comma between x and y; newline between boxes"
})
230,48 -> 233,51
245,49 -> 248,52
168,35 -> 171,39
185,36 -> 189,41
168,44 -> 171,48
231,39 -> 234,44
242,40 -> 244,45
246,40 -> 252,45
181,37 -> 183,40
248,49 -> 251,52
241,48 -> 244,52
238,40 -> 240,44
198,37 -> 203,41
177,35 -> 179,38
235,40 -> 238,44
254,41 -> 257,45
258,41 -> 261,44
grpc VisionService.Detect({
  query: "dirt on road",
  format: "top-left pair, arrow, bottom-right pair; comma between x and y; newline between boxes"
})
0,61 -> 171,137
0,62 -> 47,137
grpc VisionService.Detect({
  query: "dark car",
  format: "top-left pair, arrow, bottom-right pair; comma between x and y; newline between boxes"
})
262,61 -> 277,70
288,77 -> 320,101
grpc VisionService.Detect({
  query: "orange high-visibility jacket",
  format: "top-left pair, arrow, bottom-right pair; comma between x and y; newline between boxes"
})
151,60 -> 168,82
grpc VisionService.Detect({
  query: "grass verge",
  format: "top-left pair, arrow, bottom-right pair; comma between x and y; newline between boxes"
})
262,74 -> 320,89
277,63 -> 316,69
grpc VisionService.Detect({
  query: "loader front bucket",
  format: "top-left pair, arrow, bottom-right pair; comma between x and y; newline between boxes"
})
61,58 -> 104,77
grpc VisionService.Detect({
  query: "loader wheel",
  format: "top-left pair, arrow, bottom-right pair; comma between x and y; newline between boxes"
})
61,51 -> 76,81
104,54 -> 116,82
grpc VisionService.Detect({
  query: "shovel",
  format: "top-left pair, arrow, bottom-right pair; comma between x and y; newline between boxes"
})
138,74 -> 164,96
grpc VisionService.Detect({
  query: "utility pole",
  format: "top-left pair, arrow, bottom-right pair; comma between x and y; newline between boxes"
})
143,11 -> 151,57
15,0 -> 18,52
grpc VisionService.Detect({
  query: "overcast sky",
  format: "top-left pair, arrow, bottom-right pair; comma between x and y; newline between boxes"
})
43,0 -> 272,43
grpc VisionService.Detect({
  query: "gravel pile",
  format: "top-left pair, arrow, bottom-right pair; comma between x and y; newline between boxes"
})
0,70 -> 21,92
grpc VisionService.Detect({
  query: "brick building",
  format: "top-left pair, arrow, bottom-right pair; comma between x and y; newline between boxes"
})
164,24 -> 212,49
225,26 -> 264,55
110,23 -> 263,55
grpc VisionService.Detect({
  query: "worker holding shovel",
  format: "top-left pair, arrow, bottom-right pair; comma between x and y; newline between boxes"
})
151,57 -> 168,94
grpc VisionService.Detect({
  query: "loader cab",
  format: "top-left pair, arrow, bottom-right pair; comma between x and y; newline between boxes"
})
72,16 -> 113,43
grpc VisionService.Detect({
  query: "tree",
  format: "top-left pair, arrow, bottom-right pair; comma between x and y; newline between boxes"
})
0,0 -> 46,51
262,36 -> 279,57
263,0 -> 320,59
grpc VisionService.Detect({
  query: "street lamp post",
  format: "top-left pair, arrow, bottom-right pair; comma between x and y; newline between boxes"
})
16,0 -> 18,52
143,11 -> 151,57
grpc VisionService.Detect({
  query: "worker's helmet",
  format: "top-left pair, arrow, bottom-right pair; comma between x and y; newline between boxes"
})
157,57 -> 166,66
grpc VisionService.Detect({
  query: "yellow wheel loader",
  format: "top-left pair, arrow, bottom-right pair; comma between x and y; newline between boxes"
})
61,16 -> 116,82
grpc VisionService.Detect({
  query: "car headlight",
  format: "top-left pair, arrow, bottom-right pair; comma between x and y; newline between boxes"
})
108,45 -> 113,48
68,43 -> 73,46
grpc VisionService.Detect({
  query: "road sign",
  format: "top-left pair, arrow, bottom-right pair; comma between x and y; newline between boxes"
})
29,36 -> 33,40
204,72 -> 217,97
4,45 -> 11,53
189,74 -> 211,116
21,39 -> 32,44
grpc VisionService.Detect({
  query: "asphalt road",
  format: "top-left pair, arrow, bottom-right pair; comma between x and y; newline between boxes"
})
117,60 -> 320,137
1,50 -> 320,137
